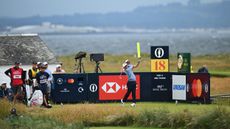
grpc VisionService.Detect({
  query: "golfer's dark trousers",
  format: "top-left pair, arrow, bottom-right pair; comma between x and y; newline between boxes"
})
123,81 -> 136,103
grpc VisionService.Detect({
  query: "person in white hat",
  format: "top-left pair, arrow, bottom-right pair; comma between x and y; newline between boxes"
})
43,62 -> 53,103
53,65 -> 65,74
120,59 -> 141,107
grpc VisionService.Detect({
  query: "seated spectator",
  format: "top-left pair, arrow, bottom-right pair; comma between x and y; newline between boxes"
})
198,65 -> 209,73
53,65 -> 65,74
0,82 -> 13,101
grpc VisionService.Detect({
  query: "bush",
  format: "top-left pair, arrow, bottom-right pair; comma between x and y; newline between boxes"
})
135,108 -> 170,128
3,115 -> 86,129
169,109 -> 193,129
0,99 -> 11,119
105,112 -> 136,126
0,99 -> 27,123
187,106 -> 230,129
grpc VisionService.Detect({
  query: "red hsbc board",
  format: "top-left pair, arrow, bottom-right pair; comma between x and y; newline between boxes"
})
99,75 -> 140,100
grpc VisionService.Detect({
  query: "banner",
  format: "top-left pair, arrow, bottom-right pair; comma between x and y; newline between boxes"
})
52,74 -> 88,103
172,75 -> 186,100
151,46 -> 169,72
177,53 -> 191,73
99,75 -> 140,100
186,73 -> 210,102
151,73 -> 172,101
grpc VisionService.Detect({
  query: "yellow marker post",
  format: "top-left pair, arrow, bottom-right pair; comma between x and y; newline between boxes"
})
137,42 -> 141,58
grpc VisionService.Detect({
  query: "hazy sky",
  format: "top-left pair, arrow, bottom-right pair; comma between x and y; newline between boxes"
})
0,0 -> 222,18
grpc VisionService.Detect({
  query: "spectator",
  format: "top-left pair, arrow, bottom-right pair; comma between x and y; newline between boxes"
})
36,64 -> 52,108
5,62 -> 25,104
0,82 -> 13,101
37,62 -> 42,71
53,65 -> 65,74
28,61 -> 39,92
43,62 -> 53,101
198,65 -> 209,73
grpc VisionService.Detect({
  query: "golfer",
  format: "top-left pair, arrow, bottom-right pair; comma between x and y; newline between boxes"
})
121,59 -> 140,107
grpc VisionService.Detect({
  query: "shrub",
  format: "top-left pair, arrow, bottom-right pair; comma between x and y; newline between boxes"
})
4,115 -> 86,129
169,109 -> 193,128
135,108 -> 170,128
187,106 -> 230,129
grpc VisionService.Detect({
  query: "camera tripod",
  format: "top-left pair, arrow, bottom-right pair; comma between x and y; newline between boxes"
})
95,61 -> 103,73
75,58 -> 85,73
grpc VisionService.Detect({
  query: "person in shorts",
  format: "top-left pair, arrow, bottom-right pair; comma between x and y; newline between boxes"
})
5,62 -> 25,104
35,64 -> 52,108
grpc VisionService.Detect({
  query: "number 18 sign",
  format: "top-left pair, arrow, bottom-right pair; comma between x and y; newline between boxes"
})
150,46 -> 169,72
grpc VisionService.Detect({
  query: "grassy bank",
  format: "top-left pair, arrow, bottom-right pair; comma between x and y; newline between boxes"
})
0,100 -> 230,129
58,53 -> 230,76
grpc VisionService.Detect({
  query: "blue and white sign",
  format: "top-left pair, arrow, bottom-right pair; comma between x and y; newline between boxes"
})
172,75 -> 186,100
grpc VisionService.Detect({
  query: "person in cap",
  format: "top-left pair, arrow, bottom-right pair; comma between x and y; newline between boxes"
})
53,64 -> 65,74
120,59 -> 141,107
35,64 -> 52,108
198,64 -> 209,73
0,82 -> 13,101
37,62 -> 42,71
43,62 -> 53,103
5,61 -> 25,104
28,61 -> 39,92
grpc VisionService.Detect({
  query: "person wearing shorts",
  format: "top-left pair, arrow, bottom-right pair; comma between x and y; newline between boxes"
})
5,62 -> 24,104
36,64 -> 52,108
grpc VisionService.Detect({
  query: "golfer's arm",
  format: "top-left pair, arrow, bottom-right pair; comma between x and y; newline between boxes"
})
120,68 -> 124,76
133,60 -> 141,69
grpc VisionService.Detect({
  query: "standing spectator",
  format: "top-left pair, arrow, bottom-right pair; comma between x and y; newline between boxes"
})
5,62 -> 25,104
28,61 -> 39,92
43,62 -> 53,101
120,59 -> 141,107
36,64 -> 52,108
0,82 -> 13,101
37,62 -> 42,71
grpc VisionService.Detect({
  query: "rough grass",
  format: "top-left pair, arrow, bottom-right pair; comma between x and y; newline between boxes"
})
210,77 -> 230,95
90,127 -> 166,129
1,100 -> 230,129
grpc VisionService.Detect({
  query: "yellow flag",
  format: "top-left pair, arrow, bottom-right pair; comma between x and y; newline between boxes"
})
137,42 -> 141,58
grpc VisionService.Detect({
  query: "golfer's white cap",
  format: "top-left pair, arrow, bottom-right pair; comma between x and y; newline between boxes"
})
125,59 -> 129,63
122,63 -> 128,68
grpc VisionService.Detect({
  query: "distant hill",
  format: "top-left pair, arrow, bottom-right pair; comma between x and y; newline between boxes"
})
0,0 -> 230,30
